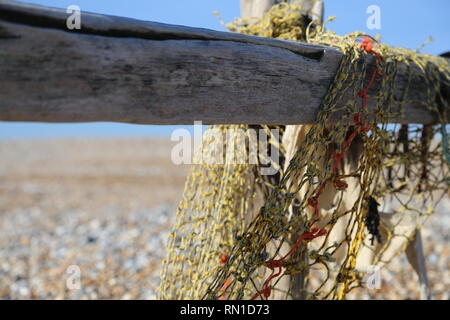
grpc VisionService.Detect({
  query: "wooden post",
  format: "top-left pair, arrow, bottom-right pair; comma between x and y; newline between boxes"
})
240,0 -> 325,300
0,0 -> 447,125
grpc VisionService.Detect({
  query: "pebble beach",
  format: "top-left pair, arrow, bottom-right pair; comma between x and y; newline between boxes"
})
0,138 -> 448,299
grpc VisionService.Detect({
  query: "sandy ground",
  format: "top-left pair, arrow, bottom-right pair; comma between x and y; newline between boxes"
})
0,138 -> 448,299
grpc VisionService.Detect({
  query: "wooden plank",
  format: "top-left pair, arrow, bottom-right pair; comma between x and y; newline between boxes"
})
0,0 -> 447,124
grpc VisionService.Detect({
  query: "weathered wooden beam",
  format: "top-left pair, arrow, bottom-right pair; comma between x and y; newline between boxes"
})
0,0 -> 447,124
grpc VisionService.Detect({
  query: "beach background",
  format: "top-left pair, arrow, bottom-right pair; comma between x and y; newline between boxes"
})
0,0 -> 449,299
0,138 -> 448,299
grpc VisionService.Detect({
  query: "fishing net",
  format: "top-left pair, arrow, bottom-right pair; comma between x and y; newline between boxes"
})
158,2 -> 449,300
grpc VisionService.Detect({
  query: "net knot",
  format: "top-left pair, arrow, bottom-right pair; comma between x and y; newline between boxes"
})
251,267 -> 282,300
304,228 -> 327,240
308,196 -> 318,207
220,253 -> 229,265
361,36 -> 374,53
333,178 -> 348,190
252,286 -> 272,300
265,259 -> 283,270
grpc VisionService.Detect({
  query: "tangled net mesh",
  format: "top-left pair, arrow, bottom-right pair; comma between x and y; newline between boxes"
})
158,2 -> 449,300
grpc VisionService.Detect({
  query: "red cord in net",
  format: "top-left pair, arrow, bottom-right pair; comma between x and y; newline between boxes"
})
250,36 -> 382,300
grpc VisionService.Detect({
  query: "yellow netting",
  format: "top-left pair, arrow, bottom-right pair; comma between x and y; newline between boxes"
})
158,2 -> 449,300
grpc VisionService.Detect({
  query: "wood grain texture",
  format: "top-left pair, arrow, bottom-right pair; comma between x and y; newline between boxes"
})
0,0 -> 448,124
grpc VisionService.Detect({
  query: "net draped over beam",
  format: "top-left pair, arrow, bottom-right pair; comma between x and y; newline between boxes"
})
158,2 -> 449,300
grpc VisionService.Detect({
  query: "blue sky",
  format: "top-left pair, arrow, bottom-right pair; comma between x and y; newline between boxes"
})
1,0 -> 449,139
